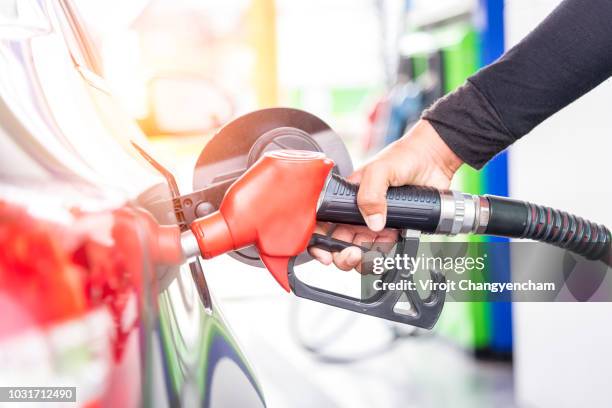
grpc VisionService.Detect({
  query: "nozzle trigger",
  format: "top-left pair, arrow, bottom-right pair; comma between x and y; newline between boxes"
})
308,233 -> 370,253
289,232 -> 446,329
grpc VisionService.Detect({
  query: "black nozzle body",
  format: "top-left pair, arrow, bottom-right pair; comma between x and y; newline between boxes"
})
316,174 -> 441,233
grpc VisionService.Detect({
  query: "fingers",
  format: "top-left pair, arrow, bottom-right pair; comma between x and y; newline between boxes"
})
308,224 -> 370,271
333,247 -> 363,272
308,222 -> 401,276
371,230 -> 399,254
329,226 -> 358,271
374,228 -> 399,242
330,225 -> 377,272
309,247 -> 333,265
330,226 -> 399,273
356,163 -> 391,232
353,232 -> 374,250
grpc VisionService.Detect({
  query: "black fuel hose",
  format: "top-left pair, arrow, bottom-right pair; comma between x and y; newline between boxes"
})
485,196 -> 611,262
316,174 -> 611,263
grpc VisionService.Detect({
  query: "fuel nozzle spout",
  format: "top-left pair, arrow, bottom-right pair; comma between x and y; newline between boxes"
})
185,150 -> 334,290
187,212 -> 233,259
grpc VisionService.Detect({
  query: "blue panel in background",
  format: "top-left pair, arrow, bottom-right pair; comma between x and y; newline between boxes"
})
484,155 -> 513,354
478,0 -> 505,66
478,0 -> 513,354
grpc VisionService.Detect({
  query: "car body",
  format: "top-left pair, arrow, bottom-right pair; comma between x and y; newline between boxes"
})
0,1 -> 264,406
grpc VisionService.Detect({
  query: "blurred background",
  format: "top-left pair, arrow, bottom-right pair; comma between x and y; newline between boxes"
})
67,0 -> 612,406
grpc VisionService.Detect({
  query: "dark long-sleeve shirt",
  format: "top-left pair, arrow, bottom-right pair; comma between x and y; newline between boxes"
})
422,0 -> 612,169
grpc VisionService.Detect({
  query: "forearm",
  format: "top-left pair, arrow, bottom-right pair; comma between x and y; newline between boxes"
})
423,0 -> 612,169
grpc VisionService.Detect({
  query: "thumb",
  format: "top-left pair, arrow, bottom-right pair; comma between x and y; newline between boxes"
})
356,164 -> 390,232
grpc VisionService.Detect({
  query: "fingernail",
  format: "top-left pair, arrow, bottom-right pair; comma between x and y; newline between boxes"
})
346,247 -> 362,265
365,213 -> 385,231
318,252 -> 333,265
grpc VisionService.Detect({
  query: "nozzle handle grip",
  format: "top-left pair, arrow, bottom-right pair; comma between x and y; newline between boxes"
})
316,174 -> 441,233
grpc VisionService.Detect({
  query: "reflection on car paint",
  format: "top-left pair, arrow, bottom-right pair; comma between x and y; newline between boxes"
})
158,266 -> 265,407
0,0 -> 266,405
0,198 -> 147,406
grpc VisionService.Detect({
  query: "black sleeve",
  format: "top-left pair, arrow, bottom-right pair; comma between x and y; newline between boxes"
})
422,0 -> 612,169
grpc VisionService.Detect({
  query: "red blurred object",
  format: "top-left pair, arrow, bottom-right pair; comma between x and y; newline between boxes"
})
0,200 -> 156,359
363,95 -> 390,154
128,208 -> 183,266
0,203 -> 86,333
191,150 -> 333,291
0,199 -> 156,406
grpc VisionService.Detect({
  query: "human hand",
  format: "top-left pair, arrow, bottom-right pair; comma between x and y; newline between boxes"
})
309,119 -> 463,272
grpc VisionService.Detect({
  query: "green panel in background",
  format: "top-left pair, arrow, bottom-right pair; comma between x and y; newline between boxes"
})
439,25 -> 480,93
412,56 -> 429,78
330,87 -> 374,116
285,87 -> 377,118
284,86 -> 379,154
424,24 -> 492,351
286,89 -> 304,109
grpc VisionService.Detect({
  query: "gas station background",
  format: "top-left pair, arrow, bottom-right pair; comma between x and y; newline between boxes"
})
69,0 -> 612,406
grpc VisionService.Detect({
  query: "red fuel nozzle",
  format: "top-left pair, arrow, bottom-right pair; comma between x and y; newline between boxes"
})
188,150 -> 334,291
